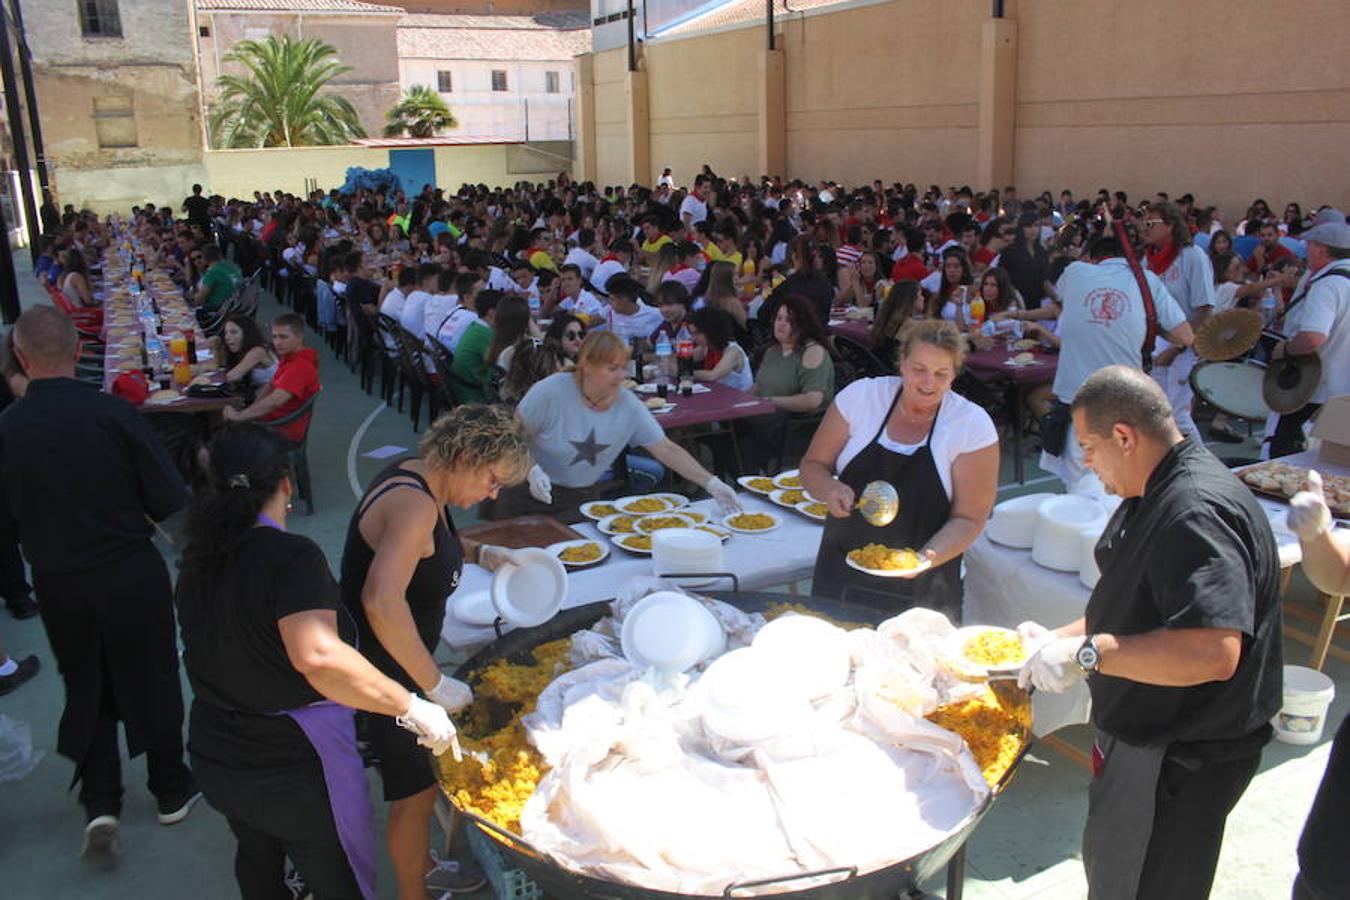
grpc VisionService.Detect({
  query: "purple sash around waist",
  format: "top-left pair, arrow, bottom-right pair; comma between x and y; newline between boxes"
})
282,701 -> 378,900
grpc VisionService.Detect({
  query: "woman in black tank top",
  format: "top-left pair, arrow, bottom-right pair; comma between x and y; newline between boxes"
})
337,406 -> 533,900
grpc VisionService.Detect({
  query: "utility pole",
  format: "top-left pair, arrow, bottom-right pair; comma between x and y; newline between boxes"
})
7,0 -> 47,195
0,2 -> 39,262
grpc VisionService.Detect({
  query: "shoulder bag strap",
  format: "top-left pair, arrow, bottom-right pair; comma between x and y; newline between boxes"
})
1114,220 -> 1159,373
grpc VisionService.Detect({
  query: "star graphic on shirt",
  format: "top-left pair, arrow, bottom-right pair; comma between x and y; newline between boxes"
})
568,429 -> 610,467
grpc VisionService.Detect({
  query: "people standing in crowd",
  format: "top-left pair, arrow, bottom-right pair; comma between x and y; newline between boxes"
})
181,184 -> 213,230
1141,201 -> 1216,439
1040,231 -> 1192,494
0,307 -> 199,857
222,314 -> 321,445
495,332 -> 741,522
177,424 -> 458,900
1019,366 -> 1282,900
1267,219 -> 1350,457
340,406 -> 532,899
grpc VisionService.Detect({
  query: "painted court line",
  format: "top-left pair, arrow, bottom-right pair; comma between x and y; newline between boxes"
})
347,400 -> 388,500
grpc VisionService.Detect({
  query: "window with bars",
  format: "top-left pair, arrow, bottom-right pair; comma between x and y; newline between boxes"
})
437,70 -> 452,92
491,70 -> 508,92
80,0 -> 122,38
545,71 -> 560,94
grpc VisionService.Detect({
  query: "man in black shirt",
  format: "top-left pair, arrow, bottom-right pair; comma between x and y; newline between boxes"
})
181,183 -> 212,230
1018,366 -> 1282,900
0,307 -> 200,857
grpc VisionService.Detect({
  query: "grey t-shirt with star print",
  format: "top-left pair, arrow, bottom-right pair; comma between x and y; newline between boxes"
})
517,372 -> 665,487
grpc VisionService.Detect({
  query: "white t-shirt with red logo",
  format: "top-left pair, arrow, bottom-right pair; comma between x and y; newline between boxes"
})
1051,258 -> 1187,401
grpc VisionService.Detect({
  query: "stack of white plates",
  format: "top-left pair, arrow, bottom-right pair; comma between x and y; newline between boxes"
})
620,591 -> 726,673
1032,496 -> 1108,572
652,528 -> 724,588
1078,524 -> 1104,589
986,493 -> 1056,548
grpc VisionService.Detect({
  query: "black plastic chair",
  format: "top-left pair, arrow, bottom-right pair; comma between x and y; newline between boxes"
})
374,314 -> 404,406
391,326 -> 438,431
259,388 -> 321,515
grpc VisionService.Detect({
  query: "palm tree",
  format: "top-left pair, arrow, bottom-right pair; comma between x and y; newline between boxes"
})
383,86 -> 458,139
208,35 -> 366,148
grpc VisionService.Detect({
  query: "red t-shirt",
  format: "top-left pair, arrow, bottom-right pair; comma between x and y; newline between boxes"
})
890,254 -> 931,283
973,246 -> 997,266
1248,242 -> 1293,273
265,346 -> 320,443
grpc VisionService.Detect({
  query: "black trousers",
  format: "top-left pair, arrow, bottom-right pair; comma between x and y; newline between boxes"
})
33,544 -> 193,817
1270,402 -> 1322,458
0,538 -> 30,604
1134,746 -> 1263,900
194,754 -> 364,900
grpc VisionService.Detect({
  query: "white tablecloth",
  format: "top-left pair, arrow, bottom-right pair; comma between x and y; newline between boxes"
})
441,494 -> 825,649
961,450 -> 1338,735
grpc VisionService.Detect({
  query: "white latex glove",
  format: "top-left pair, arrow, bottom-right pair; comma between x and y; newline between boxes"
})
1288,470 -> 1333,541
704,475 -> 741,513
527,464 -> 552,504
1015,620 -> 1054,652
1017,636 -> 1088,694
396,695 -> 462,760
427,674 -> 474,714
478,544 -> 524,573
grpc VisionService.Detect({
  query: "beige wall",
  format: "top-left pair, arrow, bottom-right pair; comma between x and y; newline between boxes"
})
647,28 -> 761,183
578,0 -> 1349,220
202,143 -> 568,200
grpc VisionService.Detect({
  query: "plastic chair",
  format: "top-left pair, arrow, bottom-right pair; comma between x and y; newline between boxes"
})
260,388 -> 321,515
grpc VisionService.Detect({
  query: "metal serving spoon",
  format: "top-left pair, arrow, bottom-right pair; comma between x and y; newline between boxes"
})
856,480 -> 899,526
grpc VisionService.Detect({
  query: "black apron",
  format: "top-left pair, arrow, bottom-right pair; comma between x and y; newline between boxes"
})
811,386 -> 962,620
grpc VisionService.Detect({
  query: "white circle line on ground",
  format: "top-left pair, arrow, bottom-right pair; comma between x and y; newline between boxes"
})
347,400 -> 389,500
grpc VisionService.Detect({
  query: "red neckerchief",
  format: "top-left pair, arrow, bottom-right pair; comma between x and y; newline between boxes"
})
668,263 -> 690,274
601,254 -> 620,263
1145,240 -> 1180,274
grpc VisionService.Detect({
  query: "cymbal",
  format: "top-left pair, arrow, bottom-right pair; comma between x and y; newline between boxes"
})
1194,308 -> 1263,362
1262,353 -> 1322,414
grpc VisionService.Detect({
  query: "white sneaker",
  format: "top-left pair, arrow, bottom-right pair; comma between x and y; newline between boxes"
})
80,815 -> 120,859
425,854 -> 486,895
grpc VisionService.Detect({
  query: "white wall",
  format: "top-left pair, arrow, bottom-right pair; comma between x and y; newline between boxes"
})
400,58 -> 576,140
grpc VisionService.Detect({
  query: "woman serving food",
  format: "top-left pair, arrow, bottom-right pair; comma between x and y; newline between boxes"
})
493,331 -> 741,521
800,319 -> 999,618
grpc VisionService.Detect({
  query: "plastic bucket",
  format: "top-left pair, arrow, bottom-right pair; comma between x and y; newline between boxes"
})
1272,665 -> 1336,745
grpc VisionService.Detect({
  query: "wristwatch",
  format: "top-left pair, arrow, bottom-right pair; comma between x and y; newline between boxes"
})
1075,635 -> 1102,675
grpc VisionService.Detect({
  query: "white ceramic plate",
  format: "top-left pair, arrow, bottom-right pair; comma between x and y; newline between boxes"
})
579,500 -> 624,521
772,469 -> 804,490
769,487 -> 814,509
721,511 -> 783,534
634,512 -> 697,534
611,533 -> 654,554
736,475 -> 778,496
947,625 -> 1027,673
615,493 -> 688,515
648,403 -> 676,415
546,538 -> 610,569
844,550 -> 933,578
794,499 -> 829,522
597,512 -> 645,535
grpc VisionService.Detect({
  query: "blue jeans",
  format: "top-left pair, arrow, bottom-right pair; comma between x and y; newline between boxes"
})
604,454 -> 665,491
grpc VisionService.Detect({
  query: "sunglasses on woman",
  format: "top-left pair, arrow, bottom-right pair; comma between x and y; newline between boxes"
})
564,328 -> 585,340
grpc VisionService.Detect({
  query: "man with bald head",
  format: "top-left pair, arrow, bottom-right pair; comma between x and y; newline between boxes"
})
1017,365 -> 1282,900
0,306 -> 199,859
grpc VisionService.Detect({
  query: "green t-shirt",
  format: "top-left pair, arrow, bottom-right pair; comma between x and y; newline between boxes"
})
200,260 -> 242,311
754,341 -> 835,410
450,320 -> 492,403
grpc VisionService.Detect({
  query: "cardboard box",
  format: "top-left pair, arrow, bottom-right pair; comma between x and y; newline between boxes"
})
1313,395 -> 1350,468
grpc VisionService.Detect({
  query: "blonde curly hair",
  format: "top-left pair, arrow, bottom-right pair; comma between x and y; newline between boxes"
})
420,404 -> 532,483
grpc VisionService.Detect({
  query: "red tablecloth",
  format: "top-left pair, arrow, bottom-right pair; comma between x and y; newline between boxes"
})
651,382 -> 775,429
962,347 -> 1058,386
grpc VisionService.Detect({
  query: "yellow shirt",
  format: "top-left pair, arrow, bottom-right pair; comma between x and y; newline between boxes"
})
705,244 -> 743,270
641,234 -> 672,256
529,250 -> 558,272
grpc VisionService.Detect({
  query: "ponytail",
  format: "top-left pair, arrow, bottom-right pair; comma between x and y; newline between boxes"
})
180,424 -> 292,573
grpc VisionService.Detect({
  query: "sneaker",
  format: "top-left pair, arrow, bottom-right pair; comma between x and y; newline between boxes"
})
80,815 -> 120,859
425,855 -> 487,895
0,654 -> 40,696
156,789 -> 203,825
5,595 -> 37,620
